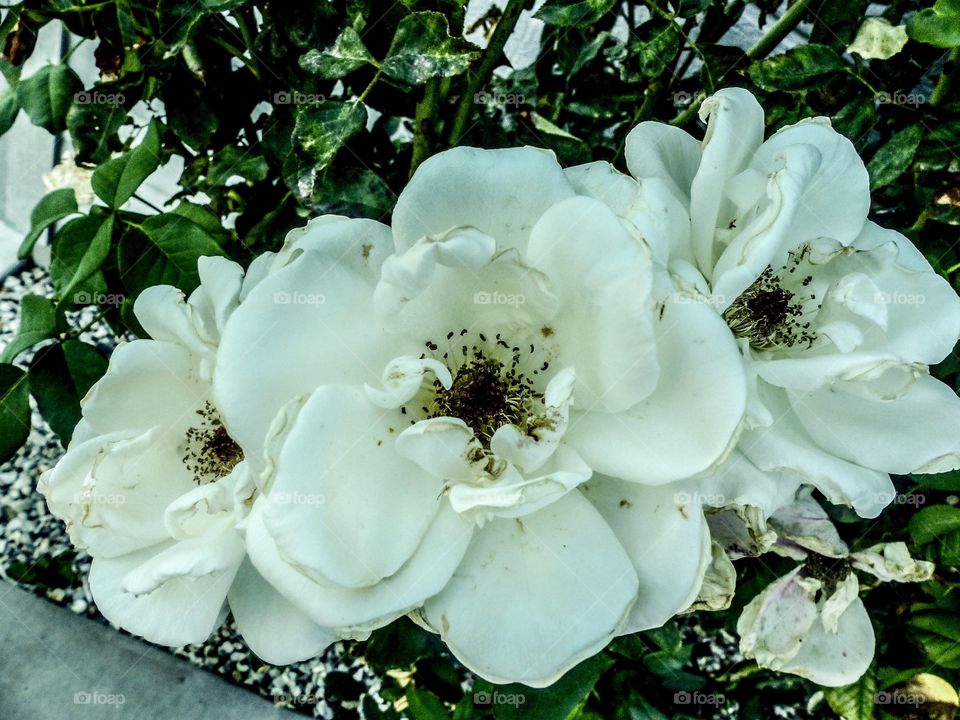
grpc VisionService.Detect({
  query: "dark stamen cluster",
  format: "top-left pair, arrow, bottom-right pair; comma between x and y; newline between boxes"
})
724,263 -> 817,350
182,402 -> 244,484
404,329 -> 548,445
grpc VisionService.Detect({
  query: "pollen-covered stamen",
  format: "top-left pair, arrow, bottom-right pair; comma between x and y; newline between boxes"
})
401,329 -> 551,446
182,402 -> 244,484
724,256 -> 818,351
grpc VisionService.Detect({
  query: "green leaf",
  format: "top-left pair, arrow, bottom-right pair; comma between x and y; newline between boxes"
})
119,212 -> 226,296
868,124 -> 923,190
405,687 -> 449,720
29,340 -> 107,446
913,469 -> 960,491
16,64 -> 82,133
627,23 -> 682,78
292,100 -> 366,172
300,26 -> 376,79
50,213 -> 114,300
0,295 -> 57,363
0,363 -> 31,465
908,0 -> 960,48
747,44 -> 847,91
909,505 -> 960,565
67,92 -> 127,165
909,611 -> 960,668
92,119 -> 162,209
208,145 -> 269,185
823,668 -> 876,720
18,188 -> 79,260
365,617 -> 435,672
382,12 -> 478,85
486,654 -> 612,720
0,84 -> 19,135
536,0 -> 618,27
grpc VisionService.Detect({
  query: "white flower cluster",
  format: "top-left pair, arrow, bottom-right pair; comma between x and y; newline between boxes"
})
41,89 -> 958,687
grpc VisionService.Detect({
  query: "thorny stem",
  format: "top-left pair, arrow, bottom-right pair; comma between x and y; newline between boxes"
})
410,77 -> 441,177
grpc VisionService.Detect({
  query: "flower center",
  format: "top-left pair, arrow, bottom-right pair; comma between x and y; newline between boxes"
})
724,254 -> 818,351
182,402 -> 244,484
403,329 -> 551,446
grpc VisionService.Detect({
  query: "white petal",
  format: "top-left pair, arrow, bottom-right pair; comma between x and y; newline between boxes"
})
246,498 -> 473,629
396,417 -> 482,482
89,543 -> 236,646
365,356 -> 452,409
690,88 -> 765,275
849,542 -> 934,583
768,489 -> 850,557
392,146 -> 576,254
421,491 -> 638,686
214,246 -> 398,472
190,255 -> 245,343
525,196 -> 659,412
583,477 -> 711,632
566,293 -> 745,484
740,385 -> 894,518
751,118 -> 870,248
790,375 -> 960,475
121,531 -> 244,595
624,121 -> 701,204
262,384 -> 443,588
228,559 -> 341,664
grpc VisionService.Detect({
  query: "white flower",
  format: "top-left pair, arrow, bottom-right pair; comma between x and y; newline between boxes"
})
39,256 -> 348,663
737,490 -> 933,686
213,146 -> 748,685
577,87 -> 960,518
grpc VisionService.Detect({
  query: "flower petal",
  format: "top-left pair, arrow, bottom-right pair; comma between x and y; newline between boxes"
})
624,121 -> 701,204
392,146 -> 576,254
582,476 -> 711,632
790,375 -> 960,475
525,196 -> 659,412
88,542 -> 237,646
263,384 -> 443,588
246,497 -> 473,629
421,491 -> 638,686
228,559 -> 342,664
566,293 -> 745,484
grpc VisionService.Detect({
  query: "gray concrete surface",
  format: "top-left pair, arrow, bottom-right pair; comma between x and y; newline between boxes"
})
0,581 -> 300,720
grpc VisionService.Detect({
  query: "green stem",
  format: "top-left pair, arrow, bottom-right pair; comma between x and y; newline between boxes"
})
410,78 -> 441,177
210,36 -> 260,80
930,47 -> 960,107
746,0 -> 816,60
447,0 -> 526,145
668,0 -> 815,127
356,69 -> 382,104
